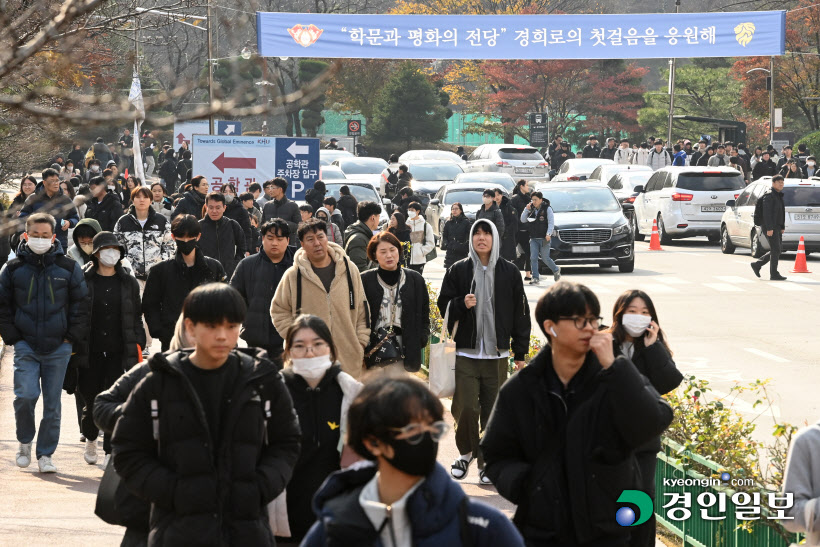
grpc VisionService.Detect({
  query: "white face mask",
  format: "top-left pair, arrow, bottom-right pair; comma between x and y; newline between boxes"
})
98,248 -> 121,267
483,197 -> 493,206
290,355 -> 332,381
408,211 -> 418,219
27,237 -> 53,255
79,242 -> 94,255
224,194 -> 234,204
809,162 -> 816,167
90,166 -> 100,172
108,185 -> 115,191
622,313 -> 652,338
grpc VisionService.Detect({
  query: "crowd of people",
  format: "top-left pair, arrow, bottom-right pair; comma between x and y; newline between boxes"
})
0,132 -> 817,547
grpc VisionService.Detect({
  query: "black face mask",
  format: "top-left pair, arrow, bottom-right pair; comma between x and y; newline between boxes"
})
176,239 -> 197,255
384,435 -> 438,477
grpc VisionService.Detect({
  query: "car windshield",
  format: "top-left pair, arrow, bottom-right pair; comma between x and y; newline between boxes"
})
541,187 -> 621,213
676,173 -> 745,191
408,151 -> 462,161
497,148 -> 543,161
336,158 -> 386,174
445,189 -> 498,205
320,170 -> 346,180
409,164 -> 463,180
625,173 -> 652,189
455,174 -> 515,191
325,183 -> 379,203
783,186 -> 820,207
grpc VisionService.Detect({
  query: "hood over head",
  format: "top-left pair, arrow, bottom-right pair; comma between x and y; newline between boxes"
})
72,218 -> 103,247
468,218 -> 499,270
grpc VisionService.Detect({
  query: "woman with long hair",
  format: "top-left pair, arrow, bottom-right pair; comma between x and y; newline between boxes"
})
122,176 -> 140,211
608,289 -> 682,547
387,211 -> 411,266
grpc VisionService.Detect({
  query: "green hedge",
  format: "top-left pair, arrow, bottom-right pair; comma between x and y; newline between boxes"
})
795,130 -> 820,154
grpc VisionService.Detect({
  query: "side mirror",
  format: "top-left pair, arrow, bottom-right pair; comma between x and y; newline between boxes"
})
633,185 -> 644,193
725,199 -> 736,207
621,203 -> 635,212
382,198 -> 391,207
430,199 -> 440,206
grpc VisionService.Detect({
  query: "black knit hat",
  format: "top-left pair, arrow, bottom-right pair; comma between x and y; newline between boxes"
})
91,231 -> 125,256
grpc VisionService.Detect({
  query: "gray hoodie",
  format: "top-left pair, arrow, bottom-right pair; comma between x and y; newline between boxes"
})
459,218 -> 502,359
782,420 -> 820,544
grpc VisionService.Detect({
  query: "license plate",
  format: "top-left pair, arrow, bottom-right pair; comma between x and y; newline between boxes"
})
794,213 -> 820,221
515,167 -> 533,174
701,205 -> 725,212
572,245 -> 600,254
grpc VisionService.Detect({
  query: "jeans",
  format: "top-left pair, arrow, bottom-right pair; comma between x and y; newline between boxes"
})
13,340 -> 73,458
529,238 -> 559,280
144,155 -> 155,178
755,231 -> 783,278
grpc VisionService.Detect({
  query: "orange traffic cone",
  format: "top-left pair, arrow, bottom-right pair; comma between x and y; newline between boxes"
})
648,219 -> 663,251
791,236 -> 812,273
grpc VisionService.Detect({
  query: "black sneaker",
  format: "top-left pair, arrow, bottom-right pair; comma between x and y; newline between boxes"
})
771,274 -> 788,281
451,456 -> 473,480
751,263 -> 761,278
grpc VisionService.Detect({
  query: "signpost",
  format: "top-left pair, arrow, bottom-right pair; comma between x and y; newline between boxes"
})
174,120 -> 209,149
348,119 -> 362,156
191,135 -> 276,193
528,112 -> 548,147
216,120 -> 243,136
274,137 -> 321,201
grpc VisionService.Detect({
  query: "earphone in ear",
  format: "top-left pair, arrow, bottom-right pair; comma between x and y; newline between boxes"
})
550,327 -> 557,337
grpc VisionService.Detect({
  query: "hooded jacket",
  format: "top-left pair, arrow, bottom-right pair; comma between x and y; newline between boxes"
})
317,207 -> 343,244
224,197 -> 253,252
782,420 -> 820,544
262,197 -> 301,246
67,218 -> 103,266
301,461 -> 524,547
114,206 -> 175,279
613,147 -> 632,165
442,214 -> 472,269
142,249 -> 226,344
329,207 -> 345,233
406,215 -> 435,266
344,220 -> 375,272
361,267 -> 430,372
270,242 -> 370,379
599,144 -> 617,161
337,194 -> 359,228
0,240 -> 89,353
18,187 -> 80,250
85,190 -> 124,233
229,246 -> 295,358
171,189 -> 206,220
437,220 -> 530,361
111,348 -> 301,547
475,201 -> 505,238
647,148 -> 672,171
480,348 -> 674,545
198,215 -> 246,279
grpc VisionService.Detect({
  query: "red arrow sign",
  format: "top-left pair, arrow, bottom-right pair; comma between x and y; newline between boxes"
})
176,132 -> 187,144
213,153 -> 257,173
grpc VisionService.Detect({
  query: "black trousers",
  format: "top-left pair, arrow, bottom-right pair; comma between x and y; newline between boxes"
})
78,352 -> 124,453
755,231 -> 783,278
628,451 -> 658,547
408,264 -> 425,274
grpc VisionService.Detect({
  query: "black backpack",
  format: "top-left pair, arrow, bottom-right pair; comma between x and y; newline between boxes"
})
753,191 -> 769,226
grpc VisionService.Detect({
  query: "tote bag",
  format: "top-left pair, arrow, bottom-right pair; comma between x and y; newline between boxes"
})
429,301 -> 458,398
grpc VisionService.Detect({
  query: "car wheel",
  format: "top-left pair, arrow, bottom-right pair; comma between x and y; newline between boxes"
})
751,229 -> 765,258
439,221 -> 447,250
618,256 -> 635,273
632,216 -> 645,241
657,215 -> 672,245
720,225 -> 736,254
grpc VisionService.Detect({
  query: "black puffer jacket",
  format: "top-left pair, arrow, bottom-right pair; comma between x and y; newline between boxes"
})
198,216 -> 246,279
361,268 -> 430,371
510,192 -> 532,247
85,190 -> 125,232
498,196 -> 518,261
224,198 -> 253,253
475,202 -> 505,238
480,349 -> 674,545
171,190 -> 206,220
304,188 -> 326,214
337,194 -> 358,228
229,247 -> 295,359
142,250 -> 226,344
261,197 -> 301,246
112,348 -> 301,547
158,157 -> 178,189
442,215 -> 472,269
70,262 -> 145,370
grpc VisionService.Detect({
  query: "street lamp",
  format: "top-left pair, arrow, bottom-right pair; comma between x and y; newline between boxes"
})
746,58 -> 775,144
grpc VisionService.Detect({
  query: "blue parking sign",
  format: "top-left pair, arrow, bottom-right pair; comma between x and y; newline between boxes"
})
274,137 -> 320,201
216,120 -> 242,136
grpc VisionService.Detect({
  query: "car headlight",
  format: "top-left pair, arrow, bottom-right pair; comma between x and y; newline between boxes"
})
614,222 -> 630,235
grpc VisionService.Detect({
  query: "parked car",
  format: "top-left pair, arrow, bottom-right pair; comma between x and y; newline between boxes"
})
320,149 -> 354,166
464,144 -> 548,179
319,166 -> 347,180
323,182 -> 390,229
331,156 -> 388,195
550,158 -> 615,182
386,160 -> 465,209
608,171 -> 654,241
633,166 -> 745,244
720,177 -> 820,257
427,182 -> 509,240
399,149 -> 465,164
451,171 -> 516,194
534,181 -> 635,272
588,163 -> 652,184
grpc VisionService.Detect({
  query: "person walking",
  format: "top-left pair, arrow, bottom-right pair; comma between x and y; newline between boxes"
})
608,290 -> 682,547
475,189 -> 505,237
388,211 -> 412,266
343,201 -> 381,272
480,281 -> 674,545
18,168 -> 80,251
84,176 -> 124,232
361,232 -> 430,373
437,219 -> 530,485
271,218 -> 370,379
230,219 -> 295,367
781,418 -> 820,546
599,137 -> 617,161
322,196 -> 346,233
304,180 -> 327,213
510,179 -> 532,278
0,213 -> 89,473
315,207 -> 343,244
220,183 -> 254,253
631,142 -> 651,166
261,177 -> 301,247
150,182 -> 173,221
613,139 -> 633,165
752,175 -> 788,281
171,175 -> 208,220
647,140 -> 672,170
803,155 -> 819,178
521,191 -> 561,285
406,202 -> 435,274
142,215 -> 226,351
582,135 -> 601,158
442,203 -> 472,269
337,185 -> 359,228
198,192 -> 246,279
272,315 -> 363,545
494,188 -> 517,262
301,376 -> 525,546
112,283 -> 301,547
752,150 -> 778,180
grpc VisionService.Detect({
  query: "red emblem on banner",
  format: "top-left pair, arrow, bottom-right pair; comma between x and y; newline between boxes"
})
287,24 -> 324,47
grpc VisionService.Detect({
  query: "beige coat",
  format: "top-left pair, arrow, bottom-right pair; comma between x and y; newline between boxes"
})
271,242 -> 370,378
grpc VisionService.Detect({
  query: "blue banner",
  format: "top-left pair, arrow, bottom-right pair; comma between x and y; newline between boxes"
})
257,11 -> 785,60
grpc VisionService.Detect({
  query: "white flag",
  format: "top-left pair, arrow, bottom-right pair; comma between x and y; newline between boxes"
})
128,70 -> 146,183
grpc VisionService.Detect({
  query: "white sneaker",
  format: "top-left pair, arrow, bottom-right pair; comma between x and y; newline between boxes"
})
16,443 -> 31,468
38,455 -> 57,473
83,439 -> 98,464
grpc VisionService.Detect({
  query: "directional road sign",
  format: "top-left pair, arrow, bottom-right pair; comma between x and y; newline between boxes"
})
191,135 -> 275,193
217,120 -> 242,136
173,120 -> 209,148
274,137 -> 320,201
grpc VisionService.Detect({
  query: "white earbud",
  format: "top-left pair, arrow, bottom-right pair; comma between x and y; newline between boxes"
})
550,327 -> 557,337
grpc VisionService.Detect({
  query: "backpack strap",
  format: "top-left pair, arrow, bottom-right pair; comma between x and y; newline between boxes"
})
296,267 -> 302,315
343,257 -> 355,310
458,497 -> 473,546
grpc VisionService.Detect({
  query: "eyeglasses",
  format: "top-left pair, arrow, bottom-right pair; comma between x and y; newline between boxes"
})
558,315 -> 603,330
388,420 -> 450,445
289,341 -> 329,358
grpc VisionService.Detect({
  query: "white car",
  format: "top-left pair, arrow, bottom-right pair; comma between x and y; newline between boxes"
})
551,158 -> 615,182
588,163 -> 652,184
465,144 -> 548,179
427,182 -> 509,241
320,149 -> 353,166
399,150 -> 465,164
721,177 -> 820,256
319,166 -> 347,180
607,171 -> 654,240
331,156 -> 388,195
452,172 -> 516,194
634,166 -> 746,243
393,160 -> 465,209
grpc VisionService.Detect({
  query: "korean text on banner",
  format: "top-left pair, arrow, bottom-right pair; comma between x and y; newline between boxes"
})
191,135 -> 276,194
257,11 -> 785,60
